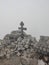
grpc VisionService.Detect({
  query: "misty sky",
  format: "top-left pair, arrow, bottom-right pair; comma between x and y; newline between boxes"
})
0,0 -> 49,39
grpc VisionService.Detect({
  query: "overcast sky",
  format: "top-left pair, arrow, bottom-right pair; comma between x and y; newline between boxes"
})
0,0 -> 49,39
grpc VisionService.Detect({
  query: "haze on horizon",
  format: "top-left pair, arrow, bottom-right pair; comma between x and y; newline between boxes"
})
0,0 -> 49,40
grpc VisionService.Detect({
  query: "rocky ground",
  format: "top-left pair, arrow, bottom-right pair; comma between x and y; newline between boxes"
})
0,55 -> 21,65
0,54 -> 38,65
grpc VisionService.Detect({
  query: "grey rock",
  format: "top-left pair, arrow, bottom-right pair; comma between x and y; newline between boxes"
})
24,45 -> 29,49
35,36 -> 49,56
17,37 -> 22,42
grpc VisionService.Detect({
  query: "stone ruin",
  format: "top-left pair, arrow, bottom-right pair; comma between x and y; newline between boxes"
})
0,22 -> 49,65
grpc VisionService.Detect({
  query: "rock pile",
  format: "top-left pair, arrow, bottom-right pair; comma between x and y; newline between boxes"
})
35,36 -> 49,56
0,30 -> 37,59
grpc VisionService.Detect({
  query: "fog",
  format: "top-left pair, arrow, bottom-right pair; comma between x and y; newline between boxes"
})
0,0 -> 49,39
